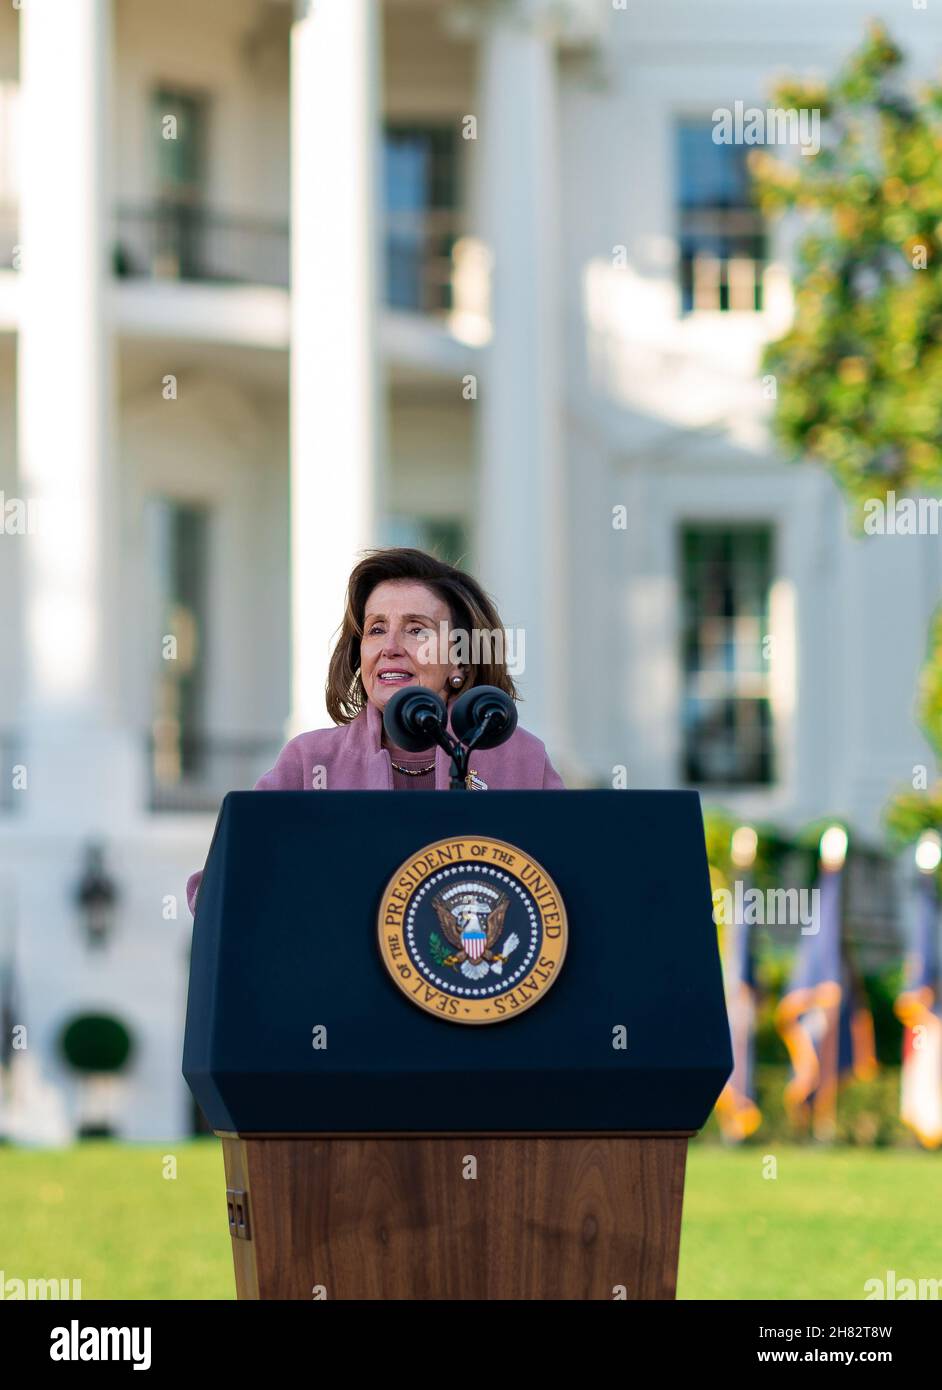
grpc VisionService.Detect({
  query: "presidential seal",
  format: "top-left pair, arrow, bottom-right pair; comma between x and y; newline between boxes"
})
378,836 -> 568,1024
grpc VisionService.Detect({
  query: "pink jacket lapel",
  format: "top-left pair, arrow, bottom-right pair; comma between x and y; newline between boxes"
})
356,696 -> 468,790
346,701 -> 393,789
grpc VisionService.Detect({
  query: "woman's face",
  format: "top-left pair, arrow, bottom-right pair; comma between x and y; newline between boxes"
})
360,579 -> 460,712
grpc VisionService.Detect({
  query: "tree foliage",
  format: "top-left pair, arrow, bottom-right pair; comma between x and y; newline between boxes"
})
752,24 -> 942,844
751,22 -> 942,518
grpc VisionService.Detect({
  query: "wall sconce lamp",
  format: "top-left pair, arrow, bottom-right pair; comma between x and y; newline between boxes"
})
75,842 -> 118,949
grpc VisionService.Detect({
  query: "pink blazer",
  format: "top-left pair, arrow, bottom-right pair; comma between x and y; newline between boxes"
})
186,698 -> 564,915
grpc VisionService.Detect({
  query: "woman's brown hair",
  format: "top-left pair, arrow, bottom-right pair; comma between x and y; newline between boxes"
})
325,547 -> 520,724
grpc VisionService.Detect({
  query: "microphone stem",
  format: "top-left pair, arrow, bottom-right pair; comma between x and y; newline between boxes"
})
413,710 -> 499,791
462,714 -> 494,758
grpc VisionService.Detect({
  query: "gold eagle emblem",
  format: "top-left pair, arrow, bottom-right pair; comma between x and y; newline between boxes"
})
432,891 -> 515,979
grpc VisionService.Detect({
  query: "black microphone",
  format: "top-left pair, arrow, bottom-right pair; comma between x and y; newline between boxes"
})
449,685 -> 518,750
382,686 -> 448,752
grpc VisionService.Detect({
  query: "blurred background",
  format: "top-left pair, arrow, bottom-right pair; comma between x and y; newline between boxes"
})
0,0 -> 940,1298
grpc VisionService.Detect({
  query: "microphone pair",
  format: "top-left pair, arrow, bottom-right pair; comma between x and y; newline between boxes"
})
383,684 -> 517,755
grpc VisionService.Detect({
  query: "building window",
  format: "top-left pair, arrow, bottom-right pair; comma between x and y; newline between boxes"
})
114,87 -> 210,281
383,514 -> 468,568
383,125 -> 459,313
676,119 -> 766,313
154,87 -> 207,198
680,525 -> 774,786
146,498 -> 210,787
115,86 -> 289,286
149,86 -> 209,280
143,500 -> 285,813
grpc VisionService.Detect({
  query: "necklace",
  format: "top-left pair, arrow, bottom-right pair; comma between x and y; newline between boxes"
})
390,760 -> 435,775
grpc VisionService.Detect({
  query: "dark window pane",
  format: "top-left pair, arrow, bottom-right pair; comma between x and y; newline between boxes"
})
383,125 -> 458,313
675,119 -> 765,313
154,88 -> 206,194
146,498 -> 210,782
680,524 -> 775,786
383,514 -> 468,569
151,87 -> 209,278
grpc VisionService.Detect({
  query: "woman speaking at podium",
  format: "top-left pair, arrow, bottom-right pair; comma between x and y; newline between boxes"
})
186,547 -> 564,915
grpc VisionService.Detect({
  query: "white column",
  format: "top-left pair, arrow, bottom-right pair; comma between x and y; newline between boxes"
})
289,0 -> 382,736
474,1 -> 566,753
18,0 -> 134,829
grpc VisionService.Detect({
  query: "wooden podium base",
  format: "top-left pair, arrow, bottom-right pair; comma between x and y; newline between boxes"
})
218,1132 -> 690,1300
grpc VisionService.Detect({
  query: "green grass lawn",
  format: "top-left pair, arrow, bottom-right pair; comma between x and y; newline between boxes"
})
0,1139 -> 939,1299
677,1146 -> 942,1299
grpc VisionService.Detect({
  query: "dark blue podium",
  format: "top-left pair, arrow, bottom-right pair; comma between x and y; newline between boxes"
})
183,789 -> 731,1299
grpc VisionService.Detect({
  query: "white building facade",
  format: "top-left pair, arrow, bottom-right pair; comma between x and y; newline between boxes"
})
0,0 -> 939,1140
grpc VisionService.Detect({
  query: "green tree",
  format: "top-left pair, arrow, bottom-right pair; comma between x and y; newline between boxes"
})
750,22 -> 942,844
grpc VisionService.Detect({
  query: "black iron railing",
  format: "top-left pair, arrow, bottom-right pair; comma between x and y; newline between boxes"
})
1,198 -> 464,312
114,204 -> 290,288
112,202 -> 462,311
385,207 -> 459,314
146,731 -> 284,813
